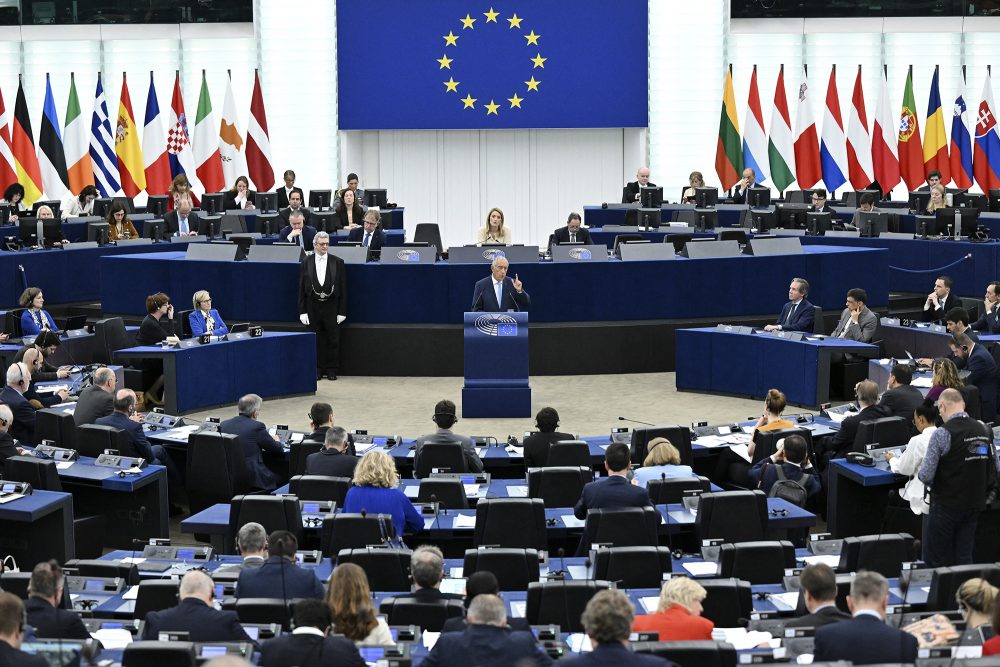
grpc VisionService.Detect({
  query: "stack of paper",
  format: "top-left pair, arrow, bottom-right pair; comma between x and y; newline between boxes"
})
507,485 -> 529,497
681,561 -> 719,576
453,514 -> 477,528
801,554 -> 840,567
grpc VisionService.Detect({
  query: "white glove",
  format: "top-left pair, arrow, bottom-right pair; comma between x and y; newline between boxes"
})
336,315 -> 346,324
299,314 -> 310,326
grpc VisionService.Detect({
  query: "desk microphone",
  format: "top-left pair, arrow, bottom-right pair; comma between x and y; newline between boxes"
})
618,416 -> 655,426
430,493 -> 444,517
547,547 -> 567,580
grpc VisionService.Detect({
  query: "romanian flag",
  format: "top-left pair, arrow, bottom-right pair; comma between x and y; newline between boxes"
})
715,65 -> 742,190
12,76 -> 43,207
922,66 -> 950,186
115,73 -> 146,197
898,66 -> 924,191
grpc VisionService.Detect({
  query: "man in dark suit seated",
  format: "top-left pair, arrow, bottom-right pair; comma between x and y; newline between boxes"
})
13,331 -> 71,381
522,406 -> 574,467
814,380 -> 886,470
574,442 -> 654,520
24,561 -> 88,640
236,531 -> 324,600
422,594 -> 553,667
785,563 -> 851,628
20,348 -> 69,408
304,426 -> 359,478
277,210 -> 317,251
346,210 -> 386,252
441,571 -> 531,633
918,169 -> 943,191
731,167 -> 760,204
621,167 -> 655,204
551,212 -> 592,246
943,306 -> 980,343
73,366 -> 116,426
559,590 -> 668,666
876,364 -> 925,430
810,189 -> 835,214
304,402 -> 355,456
278,191 -> 316,227
470,257 -> 530,312
95,389 -> 180,485
260,599 -> 364,667
813,570 -> 918,664
380,545 -> 463,611
219,393 -> 285,491
216,522 -> 268,573
948,331 -> 999,419
763,278 -> 815,334
0,406 -> 25,475
973,281 -> 1000,334
142,570 -> 252,642
1,362 -> 37,445
922,275 -> 959,323
275,170 -> 304,209
0,592 -> 48,667
163,195 -> 198,237
413,400 -> 484,476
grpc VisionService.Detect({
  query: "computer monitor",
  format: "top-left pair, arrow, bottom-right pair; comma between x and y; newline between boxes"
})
694,208 -> 718,230
908,191 -> 931,213
748,209 -> 776,232
18,219 -> 62,247
747,186 -> 770,208
254,192 -> 278,213
143,219 -> 166,242
196,214 -> 223,238
777,203 -> 810,229
805,212 -> 831,235
717,229 -> 748,245
145,195 -> 168,217
31,199 -> 61,219
366,189 -> 388,208
229,235 -> 256,261
624,207 -> 661,229
844,189 -> 879,208
935,207 -> 980,236
953,192 -> 988,212
86,222 -> 109,245
914,215 -> 945,237
257,213 -> 281,236
858,211 -> 889,237
694,187 -> 718,208
219,214 -> 246,236
201,193 -> 225,214
639,186 -> 663,209
308,189 -> 332,211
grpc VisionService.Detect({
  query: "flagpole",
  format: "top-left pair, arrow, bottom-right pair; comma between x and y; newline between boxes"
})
780,63 -> 784,201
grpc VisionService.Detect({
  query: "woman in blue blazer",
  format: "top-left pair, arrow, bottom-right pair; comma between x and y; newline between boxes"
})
189,290 -> 229,336
19,287 -> 58,335
343,450 -> 423,538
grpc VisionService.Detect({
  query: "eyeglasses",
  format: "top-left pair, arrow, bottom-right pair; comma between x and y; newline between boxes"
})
200,298 -> 212,303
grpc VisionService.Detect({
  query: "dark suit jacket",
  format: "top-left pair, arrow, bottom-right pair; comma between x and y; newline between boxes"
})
95,411 -> 156,463
0,385 -> 36,445
276,186 -> 304,209
73,385 -> 114,426
141,597 -> 251,642
440,616 -> 532,633
279,206 -> 316,228
260,632 -> 364,667
422,624 -> 554,667
573,474 -> 653,520
622,181 -> 657,204
877,384 -> 925,424
298,253 -> 347,320
558,642 -> 671,667
956,343 -> 999,417
811,204 -> 835,214
380,588 -> 464,611
24,597 -> 89,640
235,556 -> 325,600
162,210 -> 197,236
0,640 -> 48,667
552,226 -> 593,245
136,314 -> 174,346
784,604 -> 852,628
334,205 -> 365,229
973,306 -> 1000,334
219,414 -> 285,490
347,226 -> 386,252
748,459 -> 821,497
813,613 -> 918,664
775,299 -> 815,333
305,427 -> 356,456
13,346 -> 58,382
523,431 -> 575,467
304,448 -> 359,478
278,224 -> 317,251
922,291 -> 960,323
471,276 -> 531,312
731,182 -> 761,204
223,190 -> 256,211
818,404 -> 886,462
0,431 -> 20,475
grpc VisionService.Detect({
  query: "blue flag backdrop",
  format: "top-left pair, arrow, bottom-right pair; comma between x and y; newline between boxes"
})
336,1 -> 648,130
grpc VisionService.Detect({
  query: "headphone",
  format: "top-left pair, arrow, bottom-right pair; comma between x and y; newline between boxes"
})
847,452 -> 875,467
12,362 -> 26,388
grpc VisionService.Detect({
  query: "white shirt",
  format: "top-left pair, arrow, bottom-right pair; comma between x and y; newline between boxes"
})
315,253 -> 328,286
235,194 -> 246,208
291,627 -> 325,637
853,609 -> 883,620
888,425 -> 936,515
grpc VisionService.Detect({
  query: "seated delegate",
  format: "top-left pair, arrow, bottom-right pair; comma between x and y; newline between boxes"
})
222,175 -> 256,210
476,207 -> 511,245
346,209 -> 386,251
763,278 -> 814,333
35,205 -> 68,245
278,210 -> 317,250
342,450 -> 423,537
681,170 -> 704,204
105,201 -> 139,241
631,437 -> 693,487
19,287 -> 57,335
188,290 -> 229,337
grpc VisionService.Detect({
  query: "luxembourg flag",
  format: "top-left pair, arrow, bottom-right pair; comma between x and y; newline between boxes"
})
846,65 -> 874,190
950,72 -> 974,190
820,65 -> 848,193
742,65 -> 769,186
973,70 -> 1000,193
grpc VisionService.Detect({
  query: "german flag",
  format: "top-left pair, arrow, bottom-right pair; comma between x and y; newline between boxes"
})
12,76 -> 43,207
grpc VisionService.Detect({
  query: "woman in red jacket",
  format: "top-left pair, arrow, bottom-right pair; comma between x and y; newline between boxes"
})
632,576 -> 714,641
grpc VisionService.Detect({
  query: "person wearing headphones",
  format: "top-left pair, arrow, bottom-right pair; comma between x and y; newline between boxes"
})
13,331 -> 71,381
0,362 -> 36,445
189,290 -> 229,337
632,437 -> 694,487
216,522 -> 268,573
412,399 -> 484,478
25,560 -> 89,639
20,348 -> 69,408
814,380 -> 886,471
259,598 -> 365,667
141,571 -> 251,643
714,388 -> 795,488
0,405 -> 25,475
219,394 -> 284,491
0,591 -> 48,667
303,402 -> 355,455
236,531 -> 324,600
522,407 -> 574,467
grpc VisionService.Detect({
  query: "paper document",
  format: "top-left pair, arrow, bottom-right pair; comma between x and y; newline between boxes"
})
567,634 -> 593,653
422,631 -> 440,649
911,377 -> 933,388
463,484 -> 481,496
120,557 -> 146,564
507,485 -> 528,497
453,514 -> 477,528
639,596 -> 660,613
682,561 -> 719,576
826,411 -> 850,424
354,442 -> 378,454
509,601 -> 527,618
91,628 -> 133,650
729,444 -> 751,463
0,494 -> 24,504
56,462 -> 73,470
475,447 -> 486,457
696,434 -> 750,448
712,627 -> 775,650
407,450 -> 415,458
121,585 -> 140,600
423,517 -> 436,530
403,485 -> 419,498
561,515 -> 585,528
567,565 -> 589,580
449,567 -> 464,578
768,591 -> 799,611
802,554 -> 841,567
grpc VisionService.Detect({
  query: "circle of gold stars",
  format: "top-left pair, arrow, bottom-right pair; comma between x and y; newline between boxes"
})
436,7 -> 547,117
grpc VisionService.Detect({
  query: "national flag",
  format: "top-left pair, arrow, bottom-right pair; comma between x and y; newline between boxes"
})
898,66 -> 925,191
742,65 -> 769,186
0,85 -> 19,191
715,65 -> 742,190
872,68 -> 900,194
114,73 -> 145,197
167,71 -> 204,193
794,67 -> 821,189
89,73 -> 122,197
923,66 -> 950,186
950,72 -> 974,190
193,71 -> 224,193
245,69 -> 274,191
142,72 -> 171,195
846,65 -> 874,190
12,77 -> 44,207
37,73 -> 70,200
820,65 -> 848,193
973,70 -> 1000,193
768,65 -> 796,192
64,73 -> 94,195
218,73 -> 247,188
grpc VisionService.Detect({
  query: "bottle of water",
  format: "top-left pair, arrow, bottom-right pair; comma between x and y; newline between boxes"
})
955,208 -> 961,240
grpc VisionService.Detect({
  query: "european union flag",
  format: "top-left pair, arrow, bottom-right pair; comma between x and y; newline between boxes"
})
498,322 -> 517,336
336,1 -> 648,130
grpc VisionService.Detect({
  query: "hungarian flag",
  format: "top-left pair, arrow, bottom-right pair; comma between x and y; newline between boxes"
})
115,73 -> 146,197
715,65 -> 742,190
846,65 -> 874,190
767,65 -> 796,192
742,65 -> 769,185
950,73 -> 974,190
246,69 -> 275,191
142,73 -> 171,195
12,76 -> 44,207
872,68 -> 900,194
820,65 -> 848,193
193,71 -> 224,193
38,73 -> 70,200
0,84 -> 19,191
923,66 -> 950,186
973,70 -> 1000,193
64,73 -> 94,195
898,66 -> 924,191
794,67 -> 821,189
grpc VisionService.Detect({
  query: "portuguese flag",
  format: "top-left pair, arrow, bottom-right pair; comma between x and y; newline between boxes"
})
716,64 -> 743,190
898,65 -> 924,191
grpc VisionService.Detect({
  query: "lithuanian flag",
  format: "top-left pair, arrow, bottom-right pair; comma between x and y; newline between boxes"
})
716,65 -> 742,190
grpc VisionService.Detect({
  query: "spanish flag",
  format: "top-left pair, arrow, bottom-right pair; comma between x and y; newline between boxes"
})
715,64 -> 742,190
115,73 -> 146,197
11,76 -> 43,207
923,65 -> 950,186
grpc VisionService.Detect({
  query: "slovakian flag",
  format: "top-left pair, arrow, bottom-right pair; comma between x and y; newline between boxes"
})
89,74 -> 121,198
193,71 -> 224,194
246,69 -> 274,192
0,85 -> 16,189
715,65 -> 742,190
142,72 -> 171,196
898,66 -> 924,191
973,70 -> 1000,193
167,71 -> 204,194
12,76 -> 44,207
820,65 -> 848,193
846,65 -> 874,190
951,72 -> 974,190
923,66 -> 950,186
64,73 -> 94,195
872,68 -> 900,194
794,66 -> 821,189
38,73 -> 70,201
768,65 -> 796,192
742,65 -> 769,186
115,73 -> 146,197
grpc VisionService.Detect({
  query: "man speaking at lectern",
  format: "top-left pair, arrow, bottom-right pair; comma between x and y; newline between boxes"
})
471,257 -> 530,312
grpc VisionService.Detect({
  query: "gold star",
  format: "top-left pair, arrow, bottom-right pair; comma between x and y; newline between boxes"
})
531,53 -> 546,69
437,54 -> 453,69
443,31 -> 459,46
461,94 -> 477,109
460,14 -> 476,29
507,13 -> 523,28
444,77 -> 459,92
524,76 -> 540,92
508,93 -> 523,109
524,30 -> 540,45
483,7 -> 499,22
485,99 -> 500,115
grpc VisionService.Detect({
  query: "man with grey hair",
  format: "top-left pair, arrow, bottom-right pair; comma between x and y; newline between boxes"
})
1,362 -> 35,445
304,426 -> 358,478
622,166 -> 655,203
381,546 -> 462,612
815,379 -> 886,470
73,365 -> 116,425
298,229 -> 347,381
814,570 -> 918,664
96,389 -> 175,474
559,589 -> 663,666
25,560 -> 89,639
764,278 -> 814,333
471,255 -> 530,312
220,393 -> 284,490
422,594 -> 553,667
218,522 -> 268,572
142,570 -> 251,642
0,404 -> 24,475
278,208 -> 317,250
20,348 -> 69,407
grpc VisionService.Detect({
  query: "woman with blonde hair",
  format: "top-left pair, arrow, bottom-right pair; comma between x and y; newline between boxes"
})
926,183 -> 947,215
632,576 -> 714,640
342,450 -> 423,536
326,563 -> 393,645
477,207 -> 511,244
681,171 -> 705,204
926,357 -> 964,403
956,578 -> 998,632
188,290 -> 229,337
632,438 -> 694,487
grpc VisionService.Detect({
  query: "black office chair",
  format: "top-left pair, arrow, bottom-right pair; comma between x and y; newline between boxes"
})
925,564 -> 1000,611
321,513 -> 393,558
961,384 -> 985,421
176,310 -> 193,339
795,573 -> 853,614
133,579 -> 179,620
633,641 -> 737,667
76,423 -> 135,458
288,440 -> 324,477
3,308 -> 24,338
812,305 -> 825,334
122,641 -> 195,667
335,548 -> 412,591
414,443 -> 468,478
462,548 -> 540,591
287,475 -> 351,505
417,478 -> 469,510
718,229 -> 748,245
413,223 -> 444,258
699,578 -> 753,627
229,495 -> 303,550
0,572 -> 31,598
35,408 -> 76,450
695,491 -> 769,544
93,316 -> 149,392
525,580 -> 611,633
667,233 -> 693,254
593,546 -> 672,589
581,507 -> 660,554
546,441 -> 591,467
379,597 -> 465,631
852,416 -> 911,453
527,466 -> 593,508
473,498 -> 547,550
646,476 -> 710,505
235,598 -> 294,631
717,541 -> 796,585
64,559 -> 140,586
750,428 -> 814,465
186,431 -> 249,515
836,533 -> 914,578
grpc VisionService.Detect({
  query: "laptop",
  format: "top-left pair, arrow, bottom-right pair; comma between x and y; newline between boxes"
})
903,351 -> 931,372
867,444 -> 906,471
